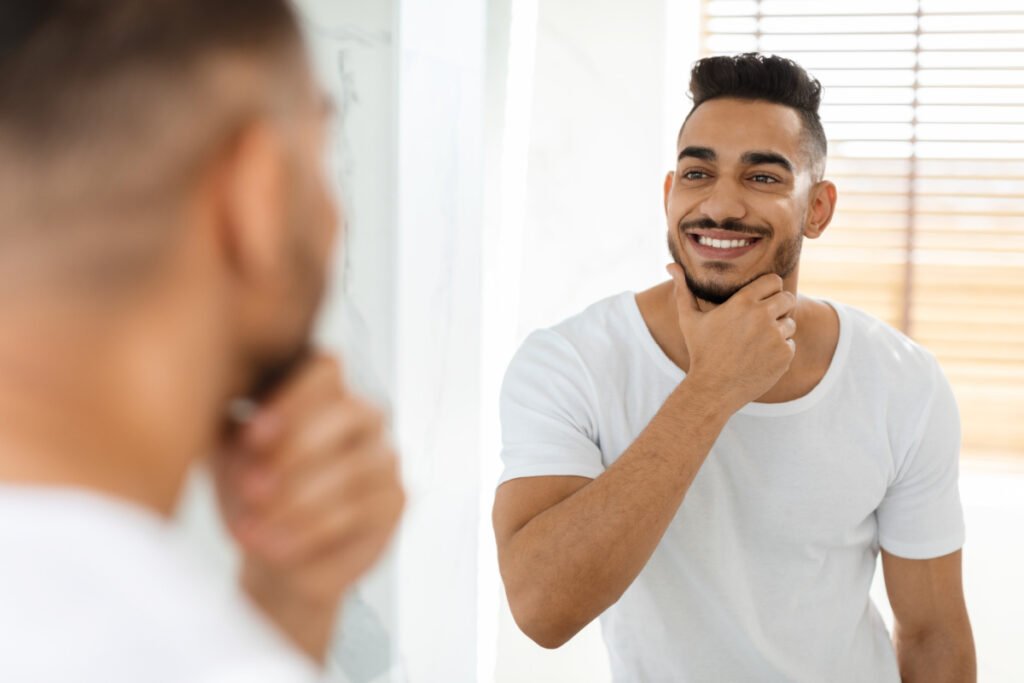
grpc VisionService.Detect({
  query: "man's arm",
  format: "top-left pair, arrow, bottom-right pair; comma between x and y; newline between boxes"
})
494,376 -> 734,648
882,549 -> 975,683
493,269 -> 797,648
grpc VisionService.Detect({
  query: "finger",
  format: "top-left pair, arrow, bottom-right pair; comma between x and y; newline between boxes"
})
238,354 -> 347,453
763,290 -> 797,320
241,456 -> 403,567
267,486 -> 403,568
238,440 -> 395,534
777,316 -> 797,340
665,263 -> 700,317
735,272 -> 785,303
245,398 -> 386,495
255,520 -> 400,602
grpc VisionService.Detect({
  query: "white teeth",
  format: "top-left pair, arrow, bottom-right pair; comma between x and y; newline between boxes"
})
696,235 -> 752,249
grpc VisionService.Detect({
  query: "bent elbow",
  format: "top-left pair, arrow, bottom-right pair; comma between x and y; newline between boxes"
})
507,591 -> 583,650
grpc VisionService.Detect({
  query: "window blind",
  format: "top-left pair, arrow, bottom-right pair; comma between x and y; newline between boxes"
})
700,0 -> 1024,456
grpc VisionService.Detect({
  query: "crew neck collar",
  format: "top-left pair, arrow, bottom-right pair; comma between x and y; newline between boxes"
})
622,291 -> 850,417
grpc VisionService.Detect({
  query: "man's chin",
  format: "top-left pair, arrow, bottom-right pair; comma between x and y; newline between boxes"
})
681,268 -> 746,305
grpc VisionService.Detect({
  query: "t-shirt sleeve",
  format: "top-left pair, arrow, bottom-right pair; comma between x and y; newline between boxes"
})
497,328 -> 605,485
876,360 -> 966,560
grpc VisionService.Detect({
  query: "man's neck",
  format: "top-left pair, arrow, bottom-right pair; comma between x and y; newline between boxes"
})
0,300 -> 229,516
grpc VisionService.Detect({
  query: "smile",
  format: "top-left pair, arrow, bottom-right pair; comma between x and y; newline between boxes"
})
695,235 -> 753,249
686,232 -> 762,259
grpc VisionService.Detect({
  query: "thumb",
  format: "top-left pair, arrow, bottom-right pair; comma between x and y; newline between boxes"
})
666,264 -> 700,320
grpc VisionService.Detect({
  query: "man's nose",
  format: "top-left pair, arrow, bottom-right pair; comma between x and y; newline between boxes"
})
698,177 -> 747,226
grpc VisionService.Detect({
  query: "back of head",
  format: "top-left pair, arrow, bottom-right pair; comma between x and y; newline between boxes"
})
0,0 -> 304,291
685,53 -> 827,178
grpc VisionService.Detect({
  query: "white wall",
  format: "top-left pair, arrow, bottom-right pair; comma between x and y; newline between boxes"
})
302,1 -> 493,680
392,0 -> 487,681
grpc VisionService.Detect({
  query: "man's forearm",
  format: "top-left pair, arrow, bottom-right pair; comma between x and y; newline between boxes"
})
500,376 -> 736,647
896,627 -> 976,683
242,561 -> 340,663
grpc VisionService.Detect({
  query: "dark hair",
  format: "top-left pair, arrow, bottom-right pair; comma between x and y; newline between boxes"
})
684,53 -> 827,177
0,0 -> 305,287
0,0 -> 302,156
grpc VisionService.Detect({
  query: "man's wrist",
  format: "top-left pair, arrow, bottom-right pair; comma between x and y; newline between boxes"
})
676,371 -> 744,422
241,562 -> 342,664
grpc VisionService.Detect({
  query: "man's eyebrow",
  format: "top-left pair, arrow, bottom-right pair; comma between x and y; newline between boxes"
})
677,146 -> 716,163
741,150 -> 794,173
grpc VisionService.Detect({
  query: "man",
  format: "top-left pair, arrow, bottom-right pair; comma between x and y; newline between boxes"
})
0,2 -> 404,682
494,53 -> 975,682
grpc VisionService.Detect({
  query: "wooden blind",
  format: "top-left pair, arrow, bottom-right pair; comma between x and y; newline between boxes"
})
700,0 -> 1024,457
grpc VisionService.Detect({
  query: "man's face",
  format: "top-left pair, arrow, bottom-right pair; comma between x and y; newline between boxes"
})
666,98 -> 817,304
247,73 -> 341,399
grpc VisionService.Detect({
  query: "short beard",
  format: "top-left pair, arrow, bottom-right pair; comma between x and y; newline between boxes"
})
667,224 -> 802,305
249,344 -> 312,401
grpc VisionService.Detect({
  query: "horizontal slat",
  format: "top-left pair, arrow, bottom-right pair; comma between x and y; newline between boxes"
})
710,47 -> 1024,53
838,207 -> 1024,217
707,13 -> 1024,19
710,30 -> 1024,36
841,191 -> 1024,199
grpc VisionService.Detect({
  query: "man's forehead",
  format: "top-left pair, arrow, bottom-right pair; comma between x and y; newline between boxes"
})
678,98 -> 804,159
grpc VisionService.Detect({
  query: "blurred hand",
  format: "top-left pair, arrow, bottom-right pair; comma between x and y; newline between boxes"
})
213,354 -> 405,661
666,265 -> 796,412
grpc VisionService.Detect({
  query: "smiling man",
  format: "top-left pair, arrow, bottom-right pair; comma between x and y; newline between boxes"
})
494,54 -> 975,682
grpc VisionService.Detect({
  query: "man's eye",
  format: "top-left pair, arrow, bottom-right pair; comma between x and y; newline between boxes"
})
750,174 -> 778,184
683,170 -> 708,180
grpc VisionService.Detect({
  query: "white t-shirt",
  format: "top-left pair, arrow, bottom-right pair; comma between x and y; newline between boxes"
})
499,292 -> 965,683
0,487 -> 322,683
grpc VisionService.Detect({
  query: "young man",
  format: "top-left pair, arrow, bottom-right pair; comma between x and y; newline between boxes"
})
494,54 -> 975,682
0,2 -> 403,681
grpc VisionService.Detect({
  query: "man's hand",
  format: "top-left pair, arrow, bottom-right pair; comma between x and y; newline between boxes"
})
666,265 -> 796,411
213,354 -> 405,662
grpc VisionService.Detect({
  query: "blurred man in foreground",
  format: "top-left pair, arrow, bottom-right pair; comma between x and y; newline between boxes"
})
0,2 -> 404,681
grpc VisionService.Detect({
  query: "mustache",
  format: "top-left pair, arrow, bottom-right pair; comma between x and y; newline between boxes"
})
678,218 -> 772,239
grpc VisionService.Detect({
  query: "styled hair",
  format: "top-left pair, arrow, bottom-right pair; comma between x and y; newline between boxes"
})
0,0 -> 301,151
0,1 -> 305,286
684,53 -> 827,177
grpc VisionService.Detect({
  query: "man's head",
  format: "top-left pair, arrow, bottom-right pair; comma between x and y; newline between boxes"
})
664,53 -> 836,305
0,0 -> 339,399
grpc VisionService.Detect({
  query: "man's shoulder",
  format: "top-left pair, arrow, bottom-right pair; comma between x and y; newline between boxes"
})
504,292 -> 644,402
535,291 -> 640,361
0,490 -> 318,683
832,299 -> 942,388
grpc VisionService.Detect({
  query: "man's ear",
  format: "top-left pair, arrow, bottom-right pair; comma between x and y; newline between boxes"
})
211,120 -> 288,281
663,171 -> 674,213
804,180 -> 837,239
